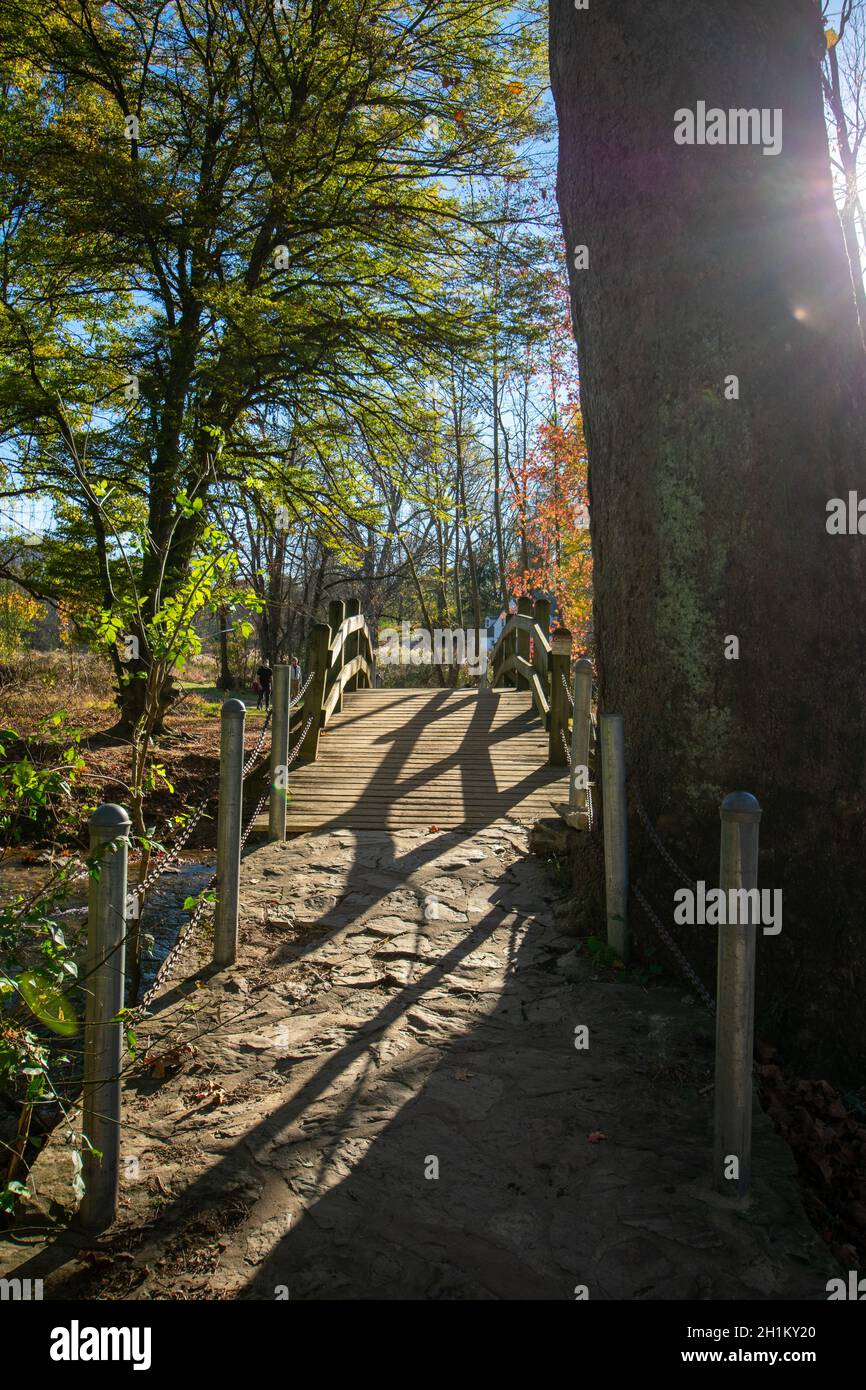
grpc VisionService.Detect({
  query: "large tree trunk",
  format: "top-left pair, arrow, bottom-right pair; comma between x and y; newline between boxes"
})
550,0 -> 866,1079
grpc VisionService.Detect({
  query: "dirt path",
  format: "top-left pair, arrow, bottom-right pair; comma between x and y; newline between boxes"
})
3,824 -> 835,1300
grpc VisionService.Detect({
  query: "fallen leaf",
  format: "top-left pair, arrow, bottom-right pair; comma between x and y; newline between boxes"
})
78,1249 -> 114,1270
140,1042 -> 196,1078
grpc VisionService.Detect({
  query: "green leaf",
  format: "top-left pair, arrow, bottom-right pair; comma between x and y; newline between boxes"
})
17,971 -> 78,1036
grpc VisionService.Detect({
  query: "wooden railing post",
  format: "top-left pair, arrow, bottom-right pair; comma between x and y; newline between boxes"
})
504,604 -> 516,688
516,595 -> 532,690
327,599 -> 345,714
214,697 -> 246,967
491,623 -> 501,685
365,620 -> 376,687
80,803 -> 130,1232
714,792 -> 761,1198
532,597 -> 551,723
569,657 -> 594,812
600,713 -> 629,962
299,622 -> 330,761
548,626 -> 571,766
532,597 -> 551,646
346,597 -> 361,691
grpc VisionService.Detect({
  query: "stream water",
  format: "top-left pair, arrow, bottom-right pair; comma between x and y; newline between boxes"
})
0,852 -> 216,1000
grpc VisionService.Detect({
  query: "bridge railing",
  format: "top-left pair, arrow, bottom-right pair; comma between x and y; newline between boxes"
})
489,596 -> 573,768
299,599 -> 375,761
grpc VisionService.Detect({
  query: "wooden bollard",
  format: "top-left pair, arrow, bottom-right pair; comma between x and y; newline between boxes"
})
548,626 -> 571,766
299,622 -> 330,761
80,803 -> 130,1232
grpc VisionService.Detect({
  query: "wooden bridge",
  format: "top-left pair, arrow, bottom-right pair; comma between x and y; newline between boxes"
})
254,596 -> 576,833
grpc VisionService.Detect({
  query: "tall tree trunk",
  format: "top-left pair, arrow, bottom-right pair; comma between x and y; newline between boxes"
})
216,604 -> 235,690
461,471 -> 482,639
551,0 -> 866,1079
491,353 -> 509,608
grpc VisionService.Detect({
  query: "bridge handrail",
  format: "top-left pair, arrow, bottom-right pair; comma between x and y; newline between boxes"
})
489,609 -> 551,664
489,597 -> 575,770
495,652 -> 550,720
299,602 -> 375,761
327,610 -> 367,660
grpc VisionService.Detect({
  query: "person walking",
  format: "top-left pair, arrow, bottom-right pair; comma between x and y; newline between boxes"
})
289,654 -> 302,701
256,659 -> 273,711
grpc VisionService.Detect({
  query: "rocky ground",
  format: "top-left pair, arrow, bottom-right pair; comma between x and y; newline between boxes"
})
0,823 -> 837,1300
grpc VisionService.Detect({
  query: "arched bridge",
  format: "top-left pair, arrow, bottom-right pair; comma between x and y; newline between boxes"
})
258,598 -> 575,833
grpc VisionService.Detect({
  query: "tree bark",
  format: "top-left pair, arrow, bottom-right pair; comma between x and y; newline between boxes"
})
551,0 -> 866,1078
216,604 -> 235,690
491,354 -> 509,609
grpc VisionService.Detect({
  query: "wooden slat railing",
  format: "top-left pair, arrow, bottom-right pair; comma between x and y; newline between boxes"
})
299,602 -> 376,761
490,598 -> 571,766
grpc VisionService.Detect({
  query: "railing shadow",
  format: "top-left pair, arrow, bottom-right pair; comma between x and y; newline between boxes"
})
287,687 -> 566,832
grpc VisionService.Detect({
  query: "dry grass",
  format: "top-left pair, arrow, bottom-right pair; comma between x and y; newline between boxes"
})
1,651 -> 268,851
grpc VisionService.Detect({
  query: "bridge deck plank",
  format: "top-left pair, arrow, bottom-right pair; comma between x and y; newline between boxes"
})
252,688 -> 568,832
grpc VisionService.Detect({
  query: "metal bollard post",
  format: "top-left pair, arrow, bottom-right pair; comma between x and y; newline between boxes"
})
214,698 -> 246,967
569,657 -> 593,812
713,791 -> 761,1198
268,664 -> 290,842
599,714 -> 628,961
80,803 -> 130,1232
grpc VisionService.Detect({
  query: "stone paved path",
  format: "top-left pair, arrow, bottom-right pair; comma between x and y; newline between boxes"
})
3,824 -> 835,1300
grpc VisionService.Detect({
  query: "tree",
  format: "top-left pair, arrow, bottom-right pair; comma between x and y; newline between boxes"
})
507,390 -> 592,646
550,0 -> 866,1077
0,0 -> 546,727
0,581 -> 42,658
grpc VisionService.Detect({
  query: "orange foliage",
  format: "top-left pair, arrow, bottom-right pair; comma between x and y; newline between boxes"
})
506,389 -> 592,648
